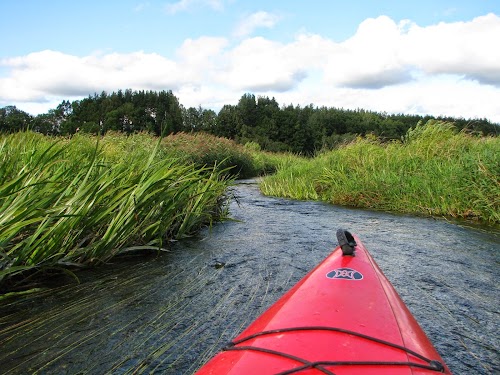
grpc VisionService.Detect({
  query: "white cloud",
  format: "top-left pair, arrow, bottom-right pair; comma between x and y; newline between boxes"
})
323,16 -> 412,88
401,13 -> 500,86
323,13 -> 500,89
265,75 -> 500,124
165,0 -> 225,14
212,33 -> 337,92
325,16 -> 410,88
0,50 -> 181,102
214,37 -> 308,92
176,36 -> 227,71
233,11 -> 281,38
1,14 -> 500,123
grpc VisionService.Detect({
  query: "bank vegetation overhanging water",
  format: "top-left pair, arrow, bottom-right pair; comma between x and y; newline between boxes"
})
261,120 -> 499,225
0,131 -> 240,292
0,120 -> 499,293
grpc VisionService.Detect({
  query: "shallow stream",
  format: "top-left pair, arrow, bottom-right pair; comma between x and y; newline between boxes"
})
0,180 -> 498,374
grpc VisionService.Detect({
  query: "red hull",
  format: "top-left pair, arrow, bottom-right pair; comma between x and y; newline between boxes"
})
195,233 -> 451,374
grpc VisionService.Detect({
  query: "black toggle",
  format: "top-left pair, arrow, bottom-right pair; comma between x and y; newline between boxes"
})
336,229 -> 357,256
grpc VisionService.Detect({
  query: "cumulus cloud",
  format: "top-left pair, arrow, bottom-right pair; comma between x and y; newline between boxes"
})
214,37 -> 309,92
325,13 -> 500,89
0,50 -> 181,102
349,76 -> 500,121
213,33 -> 337,92
323,16 -> 412,88
1,13 -> 500,122
233,11 -> 281,38
165,0 -> 225,14
176,37 -> 227,67
401,13 -> 500,86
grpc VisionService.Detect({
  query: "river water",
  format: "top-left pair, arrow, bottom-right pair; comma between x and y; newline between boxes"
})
0,180 -> 498,374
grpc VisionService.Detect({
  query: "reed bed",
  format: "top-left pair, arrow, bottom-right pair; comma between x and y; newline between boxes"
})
261,121 -> 500,224
0,131 -> 233,289
160,132 -> 258,178
258,155 -> 321,200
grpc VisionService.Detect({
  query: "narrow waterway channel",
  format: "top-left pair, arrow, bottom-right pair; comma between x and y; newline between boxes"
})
0,180 -> 498,374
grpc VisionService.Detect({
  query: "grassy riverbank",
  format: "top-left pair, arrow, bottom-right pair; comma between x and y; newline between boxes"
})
1,122 -> 498,291
0,131 -> 253,290
261,121 -> 500,224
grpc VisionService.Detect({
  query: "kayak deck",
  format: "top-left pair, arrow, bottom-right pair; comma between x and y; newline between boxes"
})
195,230 -> 450,374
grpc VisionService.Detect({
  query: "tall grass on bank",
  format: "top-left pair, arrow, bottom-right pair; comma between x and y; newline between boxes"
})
158,133 -> 286,178
258,154 -> 321,200
0,131 -> 232,289
261,121 -> 500,224
161,132 -> 258,178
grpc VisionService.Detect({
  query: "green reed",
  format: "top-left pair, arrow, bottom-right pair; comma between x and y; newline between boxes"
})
261,121 -> 499,224
259,154 -> 321,200
0,131 -> 232,287
161,132 -> 258,178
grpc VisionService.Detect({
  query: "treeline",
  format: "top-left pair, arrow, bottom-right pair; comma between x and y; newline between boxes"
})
1,89 -> 498,154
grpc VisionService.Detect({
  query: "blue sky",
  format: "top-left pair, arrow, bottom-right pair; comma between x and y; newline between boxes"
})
1,0 -> 500,122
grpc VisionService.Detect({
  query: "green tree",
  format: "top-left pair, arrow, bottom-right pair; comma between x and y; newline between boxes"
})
0,106 -> 32,133
215,105 -> 243,139
237,93 -> 258,128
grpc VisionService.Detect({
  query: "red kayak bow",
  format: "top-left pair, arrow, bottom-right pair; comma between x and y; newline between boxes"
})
195,229 -> 451,374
